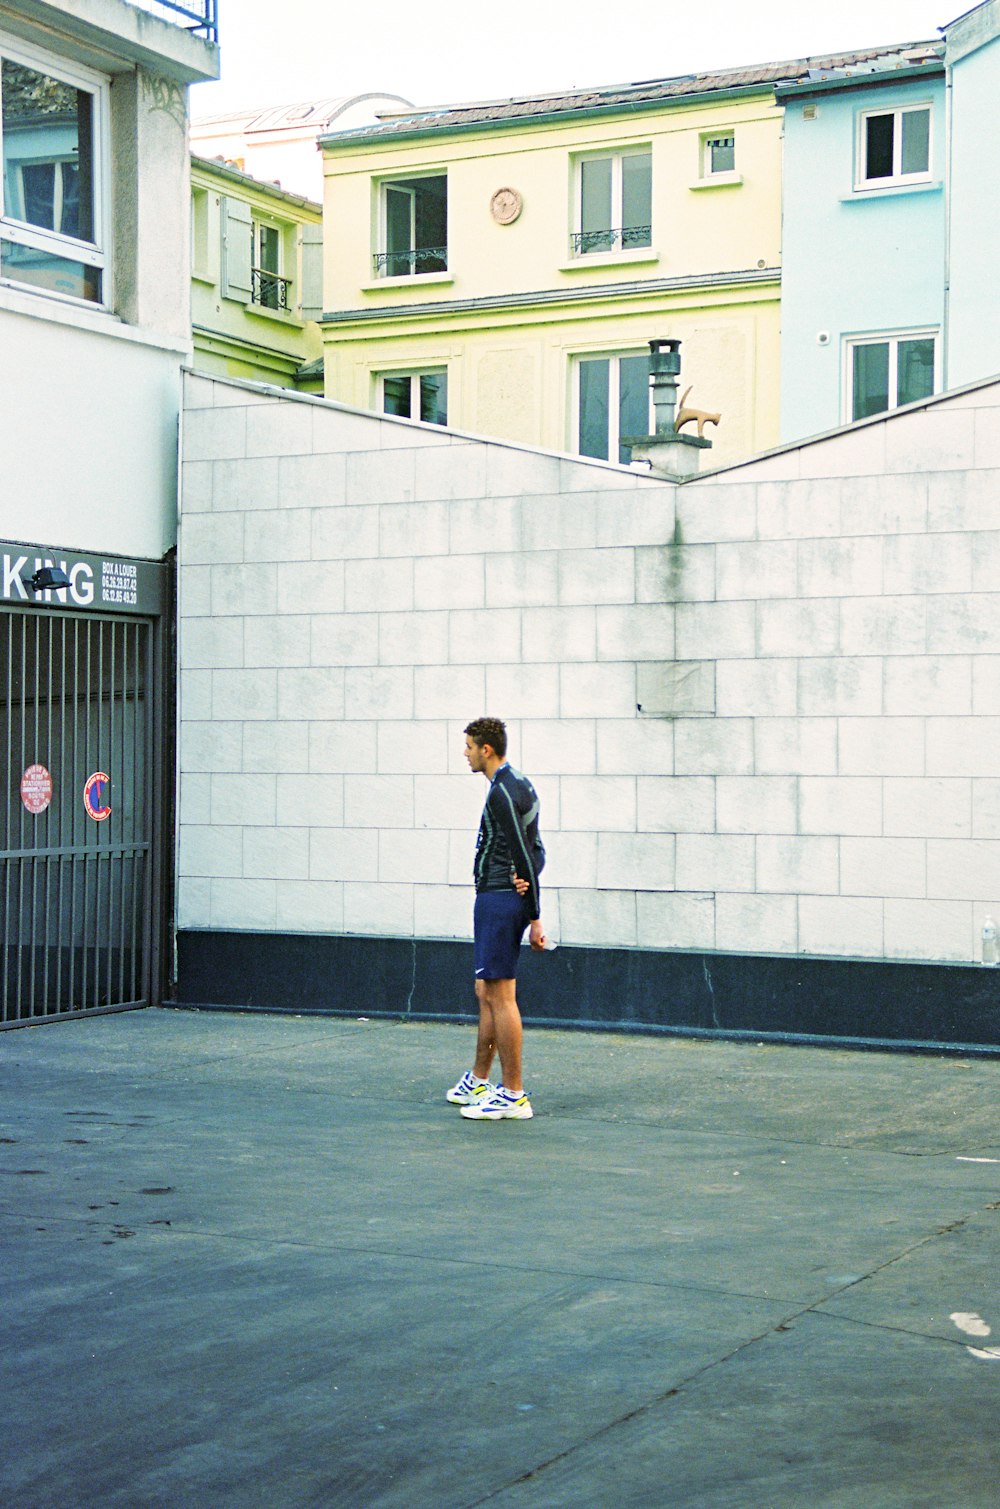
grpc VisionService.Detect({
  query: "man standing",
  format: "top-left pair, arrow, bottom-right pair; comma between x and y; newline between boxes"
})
447,717 -> 546,1121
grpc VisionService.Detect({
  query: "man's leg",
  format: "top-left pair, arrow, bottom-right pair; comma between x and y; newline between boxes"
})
472,977 -> 497,1081
482,978 -> 523,1094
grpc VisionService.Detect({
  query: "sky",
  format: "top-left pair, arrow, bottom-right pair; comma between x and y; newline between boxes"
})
192,1 -> 955,119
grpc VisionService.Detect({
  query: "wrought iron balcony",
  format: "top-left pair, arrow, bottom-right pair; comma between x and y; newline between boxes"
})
571,225 -> 652,255
373,247 -> 448,277
252,267 -> 291,312
127,1 -> 219,42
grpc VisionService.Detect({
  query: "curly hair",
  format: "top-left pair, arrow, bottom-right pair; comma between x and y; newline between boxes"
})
464,716 -> 507,758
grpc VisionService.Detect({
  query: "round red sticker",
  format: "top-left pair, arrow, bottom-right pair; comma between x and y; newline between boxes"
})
21,764 -> 53,815
83,771 -> 111,822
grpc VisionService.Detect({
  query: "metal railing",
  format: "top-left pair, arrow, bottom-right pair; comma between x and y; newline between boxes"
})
127,0 -> 219,42
571,225 -> 652,255
373,246 -> 448,277
2,609 -> 157,1026
251,267 -> 291,312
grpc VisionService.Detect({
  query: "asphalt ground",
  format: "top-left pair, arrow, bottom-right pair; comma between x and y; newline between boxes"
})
2,1007 -> 999,1508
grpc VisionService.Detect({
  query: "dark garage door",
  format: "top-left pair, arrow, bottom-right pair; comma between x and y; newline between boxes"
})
2,608 -> 158,1025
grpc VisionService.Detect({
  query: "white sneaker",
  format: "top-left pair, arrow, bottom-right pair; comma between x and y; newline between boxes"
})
446,1071 -> 495,1106
460,1085 -> 533,1120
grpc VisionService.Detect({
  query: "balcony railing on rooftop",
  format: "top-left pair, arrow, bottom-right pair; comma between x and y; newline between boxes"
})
127,0 -> 219,43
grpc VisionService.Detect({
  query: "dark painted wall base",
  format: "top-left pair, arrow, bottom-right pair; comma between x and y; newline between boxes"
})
173,929 -> 1000,1056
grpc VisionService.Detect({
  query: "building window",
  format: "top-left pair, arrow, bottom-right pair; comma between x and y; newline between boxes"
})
572,150 -> 651,256
0,44 -> 107,304
577,353 -> 650,463
381,370 -> 448,426
848,332 -> 937,421
703,134 -> 735,175
857,105 -> 931,188
251,216 -> 290,310
375,175 -> 447,277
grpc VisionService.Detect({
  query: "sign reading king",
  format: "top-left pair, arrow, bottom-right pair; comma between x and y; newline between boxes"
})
1,540 -> 163,616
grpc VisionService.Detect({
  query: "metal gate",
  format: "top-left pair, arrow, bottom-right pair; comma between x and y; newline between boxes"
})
2,608 -> 157,1025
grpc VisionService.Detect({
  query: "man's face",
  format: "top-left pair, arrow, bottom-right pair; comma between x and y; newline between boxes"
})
464,735 -> 489,774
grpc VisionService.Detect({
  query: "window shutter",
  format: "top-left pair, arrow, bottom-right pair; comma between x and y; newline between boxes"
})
299,221 -> 323,322
221,195 -> 253,301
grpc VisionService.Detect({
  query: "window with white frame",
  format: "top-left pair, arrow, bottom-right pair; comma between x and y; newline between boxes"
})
375,174 -> 447,278
576,352 -> 651,463
857,104 -> 931,188
0,41 -> 108,304
251,216 -> 290,310
847,331 -> 937,421
702,133 -> 735,176
572,149 -> 651,256
380,369 -> 448,426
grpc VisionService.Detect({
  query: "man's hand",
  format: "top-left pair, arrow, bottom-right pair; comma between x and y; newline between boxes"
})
529,919 -> 546,951
513,874 -> 529,896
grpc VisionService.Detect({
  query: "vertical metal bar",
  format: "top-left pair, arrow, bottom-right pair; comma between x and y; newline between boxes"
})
15,615 -> 27,1018
131,620 -> 142,1005
2,611 -> 11,1024
82,617 -> 92,1011
106,619 -> 115,1005
94,619 -> 104,1008
68,618 -> 78,1015
55,615 -> 66,1013
141,621 -> 154,1005
41,614 -> 53,1016
118,620 -> 127,1003
29,614 -> 41,1016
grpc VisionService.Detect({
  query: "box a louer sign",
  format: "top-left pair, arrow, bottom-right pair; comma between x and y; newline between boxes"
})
1,541 -> 163,616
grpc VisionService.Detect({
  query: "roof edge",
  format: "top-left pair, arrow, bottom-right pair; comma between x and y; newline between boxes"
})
688,371 -> 1000,484
318,81 -> 779,150
190,153 -> 322,212
775,59 -> 944,101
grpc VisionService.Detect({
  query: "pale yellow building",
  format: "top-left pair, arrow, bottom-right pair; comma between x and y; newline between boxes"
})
190,154 -> 323,389
317,65 -> 788,466
317,49 -> 904,468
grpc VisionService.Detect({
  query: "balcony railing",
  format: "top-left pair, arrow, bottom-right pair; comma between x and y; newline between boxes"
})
127,1 -> 219,42
252,267 -> 291,312
373,247 -> 448,278
571,226 -> 652,255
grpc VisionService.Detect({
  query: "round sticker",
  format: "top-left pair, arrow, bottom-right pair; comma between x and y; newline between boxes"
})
21,764 -> 53,815
83,771 -> 111,822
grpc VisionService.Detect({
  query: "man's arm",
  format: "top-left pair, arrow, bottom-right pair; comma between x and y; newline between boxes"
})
490,781 -> 541,920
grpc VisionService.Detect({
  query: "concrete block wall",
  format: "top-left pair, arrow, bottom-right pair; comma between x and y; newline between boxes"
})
178,372 -> 1000,967
178,373 -> 676,952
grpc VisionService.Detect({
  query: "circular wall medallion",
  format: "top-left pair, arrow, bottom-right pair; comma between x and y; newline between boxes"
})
490,187 -> 523,225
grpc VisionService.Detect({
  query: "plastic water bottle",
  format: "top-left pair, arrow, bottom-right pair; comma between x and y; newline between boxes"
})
983,917 -> 998,966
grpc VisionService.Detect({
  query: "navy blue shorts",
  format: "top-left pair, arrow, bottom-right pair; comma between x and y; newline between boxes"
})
474,890 -> 531,980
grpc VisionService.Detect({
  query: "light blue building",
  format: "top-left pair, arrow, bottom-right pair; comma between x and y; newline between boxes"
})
778,45 -> 947,443
946,1 -> 1000,387
779,2 -> 1000,444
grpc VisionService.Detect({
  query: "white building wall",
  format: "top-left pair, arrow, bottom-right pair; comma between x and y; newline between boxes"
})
0,0 -> 217,562
177,372 -> 1000,967
1,298 -> 185,558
